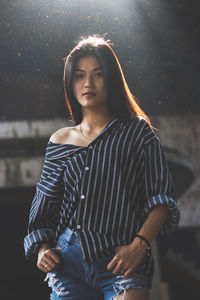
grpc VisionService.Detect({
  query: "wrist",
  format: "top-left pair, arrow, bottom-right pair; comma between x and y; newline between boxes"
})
135,234 -> 152,248
130,235 -> 147,250
130,234 -> 152,258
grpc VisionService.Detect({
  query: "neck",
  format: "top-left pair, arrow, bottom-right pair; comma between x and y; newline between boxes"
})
80,109 -> 114,132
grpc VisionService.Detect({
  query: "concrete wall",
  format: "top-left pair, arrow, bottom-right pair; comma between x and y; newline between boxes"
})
152,114 -> 200,227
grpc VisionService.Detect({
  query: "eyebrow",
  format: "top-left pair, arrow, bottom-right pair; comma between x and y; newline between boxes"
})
74,67 -> 103,72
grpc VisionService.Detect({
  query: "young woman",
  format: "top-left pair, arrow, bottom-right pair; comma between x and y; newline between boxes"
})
24,35 -> 180,300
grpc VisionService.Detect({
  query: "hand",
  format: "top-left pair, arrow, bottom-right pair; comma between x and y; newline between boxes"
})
37,244 -> 61,273
107,238 -> 147,278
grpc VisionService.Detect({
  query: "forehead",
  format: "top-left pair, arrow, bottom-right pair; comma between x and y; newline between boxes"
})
74,55 -> 101,70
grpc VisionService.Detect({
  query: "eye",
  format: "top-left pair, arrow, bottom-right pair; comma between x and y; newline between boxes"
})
74,73 -> 84,79
95,72 -> 103,77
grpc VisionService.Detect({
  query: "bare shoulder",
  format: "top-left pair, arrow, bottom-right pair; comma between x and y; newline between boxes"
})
49,126 -> 78,144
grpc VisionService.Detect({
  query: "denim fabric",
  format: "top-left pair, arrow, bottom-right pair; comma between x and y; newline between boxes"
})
45,228 -> 152,300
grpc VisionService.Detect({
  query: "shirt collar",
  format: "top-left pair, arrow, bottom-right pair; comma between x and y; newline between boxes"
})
46,113 -> 132,161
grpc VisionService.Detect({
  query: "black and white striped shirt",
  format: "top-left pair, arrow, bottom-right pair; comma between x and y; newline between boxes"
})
24,114 -> 179,275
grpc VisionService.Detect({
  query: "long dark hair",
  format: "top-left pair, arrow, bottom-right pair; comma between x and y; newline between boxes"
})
63,35 -> 151,126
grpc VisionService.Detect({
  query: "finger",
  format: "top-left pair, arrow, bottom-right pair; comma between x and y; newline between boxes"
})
112,260 -> 123,275
41,260 -> 58,273
43,255 -> 58,269
107,256 -> 117,271
41,253 -> 55,270
45,249 -> 61,265
39,253 -> 60,272
124,266 -> 135,278
120,266 -> 128,276
38,261 -> 49,273
43,262 -> 51,273
51,249 -> 61,264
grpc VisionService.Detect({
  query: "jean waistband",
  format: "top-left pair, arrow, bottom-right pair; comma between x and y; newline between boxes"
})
60,227 -> 79,244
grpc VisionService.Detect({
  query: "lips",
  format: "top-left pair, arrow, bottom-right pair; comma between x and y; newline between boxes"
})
83,92 -> 96,96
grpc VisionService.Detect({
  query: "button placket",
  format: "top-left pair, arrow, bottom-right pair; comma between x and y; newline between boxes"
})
80,145 -> 92,200
75,144 -> 93,227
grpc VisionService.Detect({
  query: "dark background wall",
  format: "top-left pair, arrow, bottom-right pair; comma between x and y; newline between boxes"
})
1,0 -> 200,299
1,0 -> 200,121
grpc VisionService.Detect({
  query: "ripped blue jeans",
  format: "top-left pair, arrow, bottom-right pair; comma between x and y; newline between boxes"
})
45,228 -> 152,300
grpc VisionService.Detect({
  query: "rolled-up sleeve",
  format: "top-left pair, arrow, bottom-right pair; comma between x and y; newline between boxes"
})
24,152 -> 64,261
141,136 -> 180,235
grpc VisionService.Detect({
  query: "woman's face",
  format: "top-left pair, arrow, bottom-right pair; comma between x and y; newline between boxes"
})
72,55 -> 107,111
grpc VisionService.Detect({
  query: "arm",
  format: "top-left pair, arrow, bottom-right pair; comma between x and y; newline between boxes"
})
24,142 -> 64,261
107,205 -> 168,278
138,204 -> 168,242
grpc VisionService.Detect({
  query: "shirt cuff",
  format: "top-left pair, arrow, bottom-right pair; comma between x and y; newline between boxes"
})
142,194 -> 180,235
24,228 -> 57,261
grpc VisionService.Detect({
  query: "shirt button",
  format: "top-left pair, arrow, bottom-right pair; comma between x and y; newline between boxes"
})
89,145 -> 93,149
81,194 -> 85,199
85,166 -> 89,170
76,225 -> 81,230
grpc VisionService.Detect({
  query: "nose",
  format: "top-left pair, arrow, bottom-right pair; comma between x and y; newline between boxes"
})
84,75 -> 93,88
